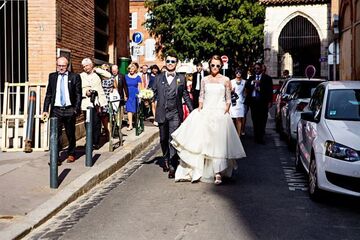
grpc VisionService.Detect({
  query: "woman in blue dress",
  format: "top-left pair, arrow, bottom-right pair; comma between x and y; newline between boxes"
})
125,63 -> 141,130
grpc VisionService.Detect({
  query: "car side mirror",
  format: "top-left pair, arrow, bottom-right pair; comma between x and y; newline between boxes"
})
314,109 -> 321,122
301,111 -> 316,122
282,94 -> 289,101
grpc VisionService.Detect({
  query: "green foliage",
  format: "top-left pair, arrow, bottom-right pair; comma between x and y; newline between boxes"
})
144,0 -> 265,68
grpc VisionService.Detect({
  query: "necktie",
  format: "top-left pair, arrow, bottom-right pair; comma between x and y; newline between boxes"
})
167,72 -> 175,77
255,75 -> 260,97
60,74 -> 66,106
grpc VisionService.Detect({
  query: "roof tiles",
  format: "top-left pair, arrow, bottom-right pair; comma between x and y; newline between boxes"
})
259,0 -> 330,6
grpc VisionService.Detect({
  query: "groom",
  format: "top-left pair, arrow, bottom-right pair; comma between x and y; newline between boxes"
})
153,52 -> 194,178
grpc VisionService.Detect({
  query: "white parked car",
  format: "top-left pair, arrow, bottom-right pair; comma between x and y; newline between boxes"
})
280,79 -> 324,146
296,81 -> 360,199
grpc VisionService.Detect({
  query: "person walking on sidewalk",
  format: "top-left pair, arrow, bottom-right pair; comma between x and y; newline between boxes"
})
245,62 -> 273,144
191,62 -> 208,108
80,58 -> 108,150
42,56 -> 82,164
153,52 -> 194,178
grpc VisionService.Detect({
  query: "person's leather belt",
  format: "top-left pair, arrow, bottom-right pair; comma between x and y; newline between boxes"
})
55,106 -> 72,110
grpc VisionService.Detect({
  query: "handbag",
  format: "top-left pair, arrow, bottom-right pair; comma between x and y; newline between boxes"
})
109,89 -> 121,112
231,92 -> 239,106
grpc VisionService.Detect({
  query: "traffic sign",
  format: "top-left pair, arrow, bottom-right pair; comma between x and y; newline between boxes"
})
221,55 -> 228,63
132,32 -> 143,44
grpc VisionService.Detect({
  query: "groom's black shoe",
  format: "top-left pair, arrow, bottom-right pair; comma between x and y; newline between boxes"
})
168,169 -> 175,179
168,165 -> 175,178
162,160 -> 170,172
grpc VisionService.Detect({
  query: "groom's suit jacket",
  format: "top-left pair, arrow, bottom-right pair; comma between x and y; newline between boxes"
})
43,71 -> 82,116
153,72 -> 193,123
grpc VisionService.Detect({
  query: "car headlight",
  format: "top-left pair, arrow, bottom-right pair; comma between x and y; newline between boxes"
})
325,141 -> 360,162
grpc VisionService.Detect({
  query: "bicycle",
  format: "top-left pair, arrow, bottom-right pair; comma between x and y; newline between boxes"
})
108,98 -> 124,152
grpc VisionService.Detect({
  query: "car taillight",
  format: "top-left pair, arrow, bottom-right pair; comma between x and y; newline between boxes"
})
296,102 -> 308,111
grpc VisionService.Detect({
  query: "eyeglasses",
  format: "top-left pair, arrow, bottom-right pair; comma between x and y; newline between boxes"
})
254,67 -> 261,70
57,64 -> 67,67
210,64 -> 221,68
166,60 -> 177,64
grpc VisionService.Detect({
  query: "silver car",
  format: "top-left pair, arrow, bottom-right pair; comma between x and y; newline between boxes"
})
280,79 -> 324,147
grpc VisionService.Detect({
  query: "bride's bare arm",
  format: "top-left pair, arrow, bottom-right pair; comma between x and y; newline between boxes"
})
224,78 -> 231,114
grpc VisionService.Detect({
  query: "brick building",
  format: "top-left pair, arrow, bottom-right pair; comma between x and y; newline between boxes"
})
339,0 -> 360,80
1,0 -> 129,108
129,0 -> 163,68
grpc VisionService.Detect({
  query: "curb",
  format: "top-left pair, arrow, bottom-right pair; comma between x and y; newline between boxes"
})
2,130 -> 159,240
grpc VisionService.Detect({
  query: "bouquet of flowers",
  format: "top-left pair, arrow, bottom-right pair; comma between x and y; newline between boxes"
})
138,88 -> 154,100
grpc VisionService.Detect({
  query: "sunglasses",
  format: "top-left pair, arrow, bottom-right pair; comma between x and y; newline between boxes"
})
166,60 -> 177,64
210,64 -> 221,68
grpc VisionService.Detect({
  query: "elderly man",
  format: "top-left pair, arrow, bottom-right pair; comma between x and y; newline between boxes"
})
80,58 -> 108,149
111,64 -> 128,102
42,57 -> 82,164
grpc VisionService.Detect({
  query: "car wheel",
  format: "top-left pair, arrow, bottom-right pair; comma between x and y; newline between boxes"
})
286,120 -> 295,150
295,143 -> 303,171
308,158 -> 322,200
275,115 -> 282,133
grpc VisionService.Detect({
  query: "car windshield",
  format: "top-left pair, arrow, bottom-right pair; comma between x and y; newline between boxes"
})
326,89 -> 360,121
292,81 -> 323,99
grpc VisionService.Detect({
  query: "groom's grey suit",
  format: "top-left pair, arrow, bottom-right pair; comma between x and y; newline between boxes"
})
153,72 -> 193,175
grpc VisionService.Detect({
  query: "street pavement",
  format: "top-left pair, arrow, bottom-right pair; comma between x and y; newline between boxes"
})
0,123 -> 159,239
22,110 -> 360,240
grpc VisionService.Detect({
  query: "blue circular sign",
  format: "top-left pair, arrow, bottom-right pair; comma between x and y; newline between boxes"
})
132,32 -> 143,44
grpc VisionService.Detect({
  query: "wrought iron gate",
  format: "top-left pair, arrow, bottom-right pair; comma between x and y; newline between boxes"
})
278,16 -> 320,77
0,0 -> 28,116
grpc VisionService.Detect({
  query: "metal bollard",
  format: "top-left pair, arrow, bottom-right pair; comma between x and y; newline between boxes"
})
50,117 -> 58,189
24,91 -> 36,153
86,107 -> 93,167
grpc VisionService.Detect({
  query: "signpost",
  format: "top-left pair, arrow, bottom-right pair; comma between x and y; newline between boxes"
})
132,32 -> 143,44
221,55 -> 228,76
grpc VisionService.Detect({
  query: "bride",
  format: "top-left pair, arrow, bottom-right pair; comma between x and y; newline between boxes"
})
171,55 -> 246,185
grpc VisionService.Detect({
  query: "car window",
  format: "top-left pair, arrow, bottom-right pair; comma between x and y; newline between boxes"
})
293,81 -> 324,99
285,82 -> 301,95
308,85 -> 325,112
326,89 -> 360,121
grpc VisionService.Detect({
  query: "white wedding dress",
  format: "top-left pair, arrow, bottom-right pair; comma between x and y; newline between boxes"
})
171,74 -> 246,183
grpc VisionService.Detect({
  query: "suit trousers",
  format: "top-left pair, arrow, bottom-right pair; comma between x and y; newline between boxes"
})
249,98 -> 269,142
158,113 -> 181,170
52,107 -> 77,156
192,90 -> 200,109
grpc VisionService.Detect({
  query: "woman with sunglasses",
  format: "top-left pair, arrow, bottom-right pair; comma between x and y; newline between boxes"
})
171,55 -> 246,185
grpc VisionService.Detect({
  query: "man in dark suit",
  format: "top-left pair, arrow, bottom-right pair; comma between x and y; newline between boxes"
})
42,57 -> 82,164
191,62 -> 208,108
153,52 -> 194,178
111,64 -> 128,103
245,62 -> 273,144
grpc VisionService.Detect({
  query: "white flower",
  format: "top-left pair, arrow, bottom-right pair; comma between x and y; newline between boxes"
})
138,88 -> 154,100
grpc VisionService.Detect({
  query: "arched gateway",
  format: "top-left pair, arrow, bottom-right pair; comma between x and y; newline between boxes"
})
278,16 -> 320,77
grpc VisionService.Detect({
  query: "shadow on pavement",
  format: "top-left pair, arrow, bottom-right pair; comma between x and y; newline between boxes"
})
58,168 -> 71,186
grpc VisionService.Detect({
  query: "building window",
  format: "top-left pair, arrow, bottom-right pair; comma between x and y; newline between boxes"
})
145,38 -> 156,61
95,0 -> 109,62
130,12 -> 137,30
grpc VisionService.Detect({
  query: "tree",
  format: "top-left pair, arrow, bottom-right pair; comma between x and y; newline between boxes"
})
144,0 -> 265,68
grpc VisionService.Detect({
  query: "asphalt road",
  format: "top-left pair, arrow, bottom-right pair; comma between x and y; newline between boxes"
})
25,125 -> 360,240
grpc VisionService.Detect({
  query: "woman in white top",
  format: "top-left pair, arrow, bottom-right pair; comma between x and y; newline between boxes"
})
230,69 -> 246,137
171,55 -> 246,185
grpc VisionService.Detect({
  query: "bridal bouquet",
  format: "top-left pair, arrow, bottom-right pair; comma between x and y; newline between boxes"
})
138,88 -> 154,100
